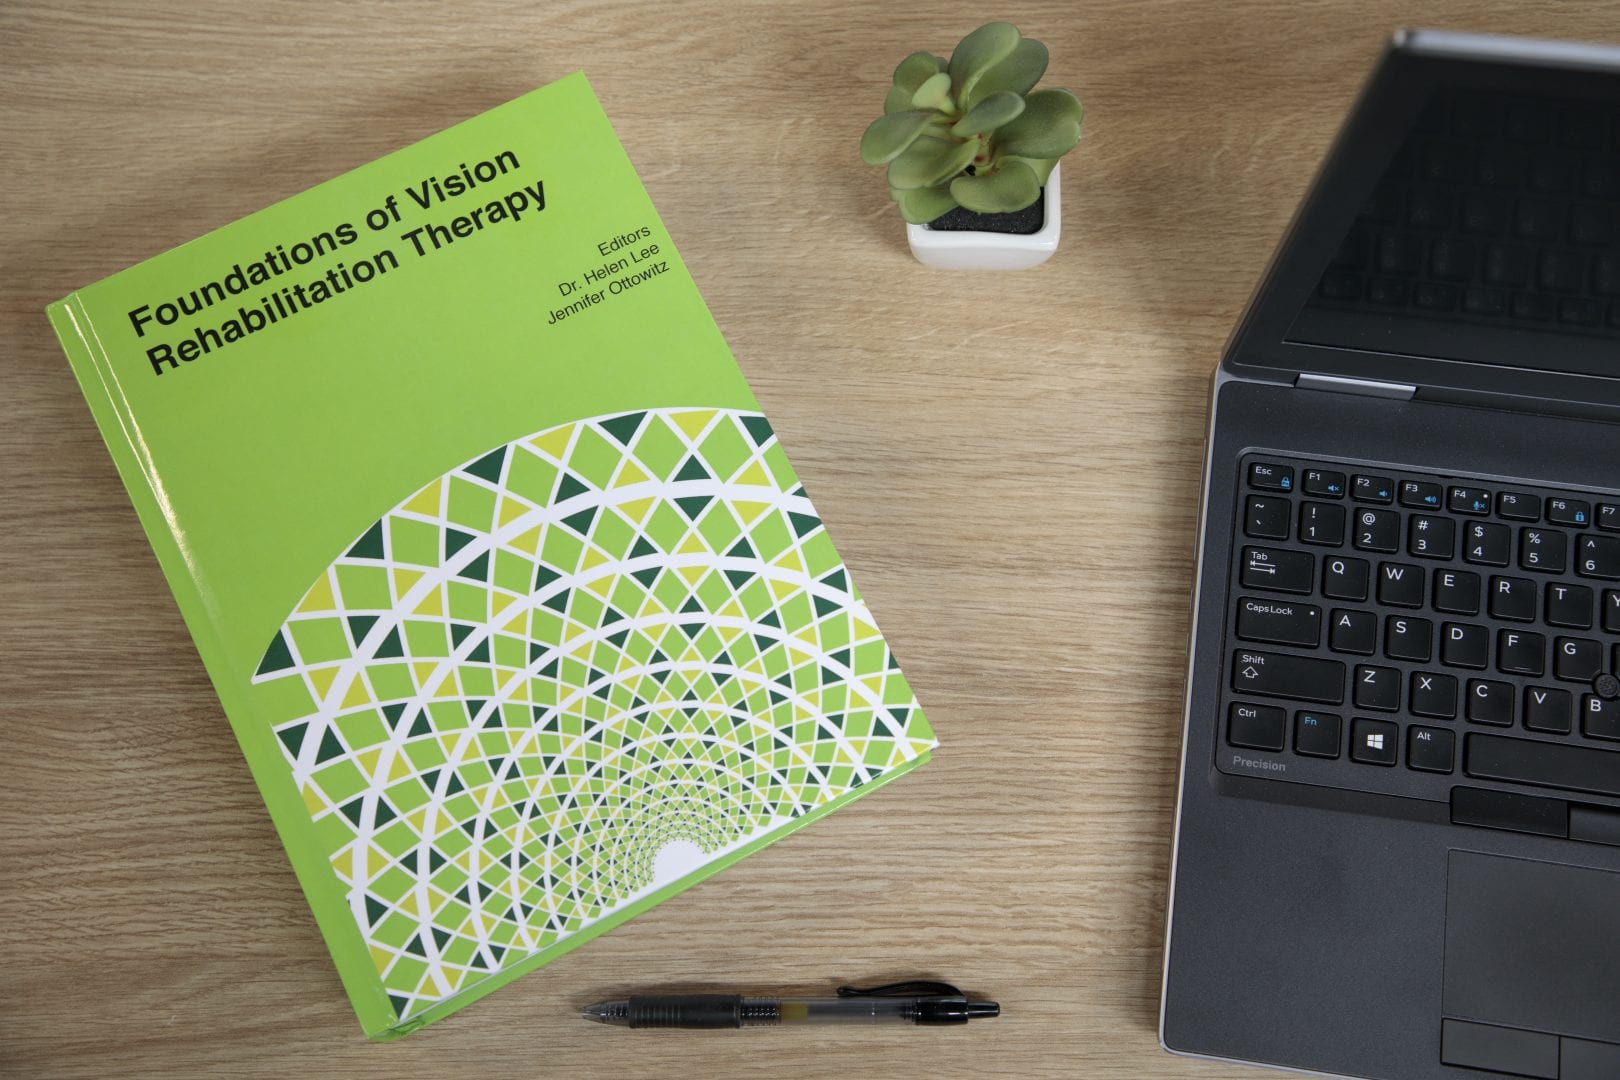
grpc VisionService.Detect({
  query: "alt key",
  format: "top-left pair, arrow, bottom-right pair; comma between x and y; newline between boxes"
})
1407,725 -> 1455,773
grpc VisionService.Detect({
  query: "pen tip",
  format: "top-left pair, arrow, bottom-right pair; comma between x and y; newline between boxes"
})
581,1001 -> 627,1025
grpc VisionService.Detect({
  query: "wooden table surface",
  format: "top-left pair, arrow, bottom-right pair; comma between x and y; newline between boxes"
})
5,2 -> 1615,1077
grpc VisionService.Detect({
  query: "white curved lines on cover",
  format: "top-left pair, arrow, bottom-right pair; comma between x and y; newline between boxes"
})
250,408 -> 930,1021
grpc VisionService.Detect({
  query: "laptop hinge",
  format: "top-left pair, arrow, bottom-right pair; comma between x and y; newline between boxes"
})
1295,373 -> 1416,400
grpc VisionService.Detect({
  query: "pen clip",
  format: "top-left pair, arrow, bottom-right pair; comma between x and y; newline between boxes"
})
836,980 -> 964,999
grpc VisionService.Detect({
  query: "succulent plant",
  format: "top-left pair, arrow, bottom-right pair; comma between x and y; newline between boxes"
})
859,22 -> 1083,224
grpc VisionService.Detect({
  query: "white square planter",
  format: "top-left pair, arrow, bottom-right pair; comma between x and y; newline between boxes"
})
905,163 -> 1062,270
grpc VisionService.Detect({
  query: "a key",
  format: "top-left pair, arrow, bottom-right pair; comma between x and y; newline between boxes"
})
1555,637 -> 1603,682
1547,497 -> 1591,527
1399,480 -> 1445,509
1448,487 -> 1492,515
1407,726 -> 1455,773
1329,609 -> 1377,655
1245,495 -> 1291,540
1354,665 -> 1401,711
1235,597 -> 1321,647
1409,515 -> 1455,559
1323,556 -> 1370,601
1231,650 -> 1345,704
1463,521 -> 1511,565
1467,679 -> 1515,725
1240,547 -> 1313,594
1497,630 -> 1545,676
1299,502 -> 1346,546
1386,616 -> 1433,662
1489,576 -> 1536,621
1303,469 -> 1346,498
1350,719 -> 1399,766
1441,623 -> 1489,669
1410,672 -> 1458,718
1354,508 -> 1400,553
1576,534 -> 1620,580
1378,562 -> 1424,607
1520,528 -> 1567,573
1294,711 -> 1342,758
1353,475 -> 1395,504
1585,695 -> 1620,740
1434,570 -> 1481,615
1249,462 -> 1294,492
1496,492 -> 1541,521
1228,702 -> 1287,751
1545,583 -> 1594,628
1524,686 -> 1573,733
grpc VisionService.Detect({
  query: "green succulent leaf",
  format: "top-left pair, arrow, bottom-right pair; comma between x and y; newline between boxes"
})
910,71 -> 953,110
948,22 -> 1022,107
950,158 -> 1041,213
894,185 -> 961,225
860,109 -> 940,165
950,90 -> 1025,137
993,88 -> 1083,159
964,38 -> 1049,107
887,136 -> 979,190
1015,155 -> 1058,187
884,84 -> 915,114
893,51 -> 947,94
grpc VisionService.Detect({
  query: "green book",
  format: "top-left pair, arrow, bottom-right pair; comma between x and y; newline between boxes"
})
46,73 -> 935,1039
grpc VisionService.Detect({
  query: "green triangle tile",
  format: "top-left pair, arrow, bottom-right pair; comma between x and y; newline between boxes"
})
389,994 -> 411,1018
446,773 -> 465,795
789,485 -> 808,499
740,415 -> 774,446
605,628 -> 628,647
419,768 -> 440,791
315,726 -> 346,764
432,927 -> 453,949
339,797 -> 365,826
560,506 -> 597,535
346,520 -> 387,560
409,713 -> 433,738
534,564 -> 562,591
380,702 -> 406,728
430,848 -> 447,871
600,411 -> 646,445
458,552 -> 490,581
819,568 -> 847,592
554,472 -> 591,502
256,630 -> 296,676
724,568 -> 754,588
759,609 -> 781,628
542,589 -> 570,613
467,637 -> 490,663
444,528 -> 476,559
374,798 -> 398,826
631,566 -> 659,588
674,494 -> 711,520
725,537 -> 756,559
364,895 -> 388,927
629,535 -> 658,559
464,446 -> 508,484
813,595 -> 840,619
345,614 -> 379,645
403,933 -> 427,958
672,456 -> 711,483
375,626 -> 405,659
464,698 -> 487,723
450,623 -> 476,647
275,722 -> 308,757
538,658 -> 559,678
788,511 -> 821,537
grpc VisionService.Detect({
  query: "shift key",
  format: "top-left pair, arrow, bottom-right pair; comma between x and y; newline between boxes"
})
1232,650 -> 1345,704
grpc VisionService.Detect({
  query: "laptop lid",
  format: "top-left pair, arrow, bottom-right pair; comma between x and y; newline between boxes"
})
1223,31 -> 1620,416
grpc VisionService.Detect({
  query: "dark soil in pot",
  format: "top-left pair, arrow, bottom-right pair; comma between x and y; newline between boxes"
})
924,189 -> 1046,235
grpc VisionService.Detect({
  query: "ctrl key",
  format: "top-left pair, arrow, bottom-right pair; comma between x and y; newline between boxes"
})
1228,702 -> 1287,751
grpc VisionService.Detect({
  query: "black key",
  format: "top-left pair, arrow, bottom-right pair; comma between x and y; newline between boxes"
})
1319,271 -> 1363,301
1448,487 -> 1492,515
1353,509 -> 1400,553
1408,725 -> 1455,773
1398,480 -> 1444,510
1236,597 -> 1321,648
1375,234 -> 1421,274
1410,671 -> 1458,719
1329,609 -> 1377,656
1560,297 -> 1604,326
1228,702 -> 1287,751
1467,679 -> 1515,725
1547,497 -> 1592,527
1496,491 -> 1541,521
1414,281 -> 1458,311
1498,629 -> 1545,676
1350,718 -> 1399,766
1377,562 -> 1424,607
1408,515 -> 1455,559
1584,159 -> 1620,200
1323,556 -> 1370,601
1298,502 -> 1345,546
1586,695 -> 1620,740
1556,637 -> 1604,682
1441,1018 -> 1558,1080
1367,278 -> 1410,306
1599,504 -> 1620,531
1525,686 -> 1574,733
1407,186 -> 1454,229
1489,575 -> 1536,621
1546,583 -> 1594,628
1605,590 -> 1620,633
1355,665 -> 1400,711
1386,616 -> 1433,662
1434,570 -> 1481,615
1467,732 -> 1620,796
1294,711 -> 1341,758
1515,197 -> 1560,240
1519,527 -> 1567,573
1240,547 -> 1313,594
1429,237 -> 1475,280
1422,142 -> 1471,183
1245,495 -> 1291,540
1511,291 -> 1556,322
1538,249 -> 1585,292
1442,622 -> 1490,669
1248,462 -> 1294,492
1597,255 -> 1620,298
1569,203 -> 1614,247
1461,192 -> 1506,234
1483,242 -> 1531,286
1577,534 -> 1620,580
1463,285 -> 1506,316
1232,650 -> 1344,705
1463,521 -> 1511,566
1352,475 -> 1394,504
1303,469 -> 1346,498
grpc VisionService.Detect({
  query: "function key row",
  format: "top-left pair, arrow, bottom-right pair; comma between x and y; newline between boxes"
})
1246,462 -> 1618,527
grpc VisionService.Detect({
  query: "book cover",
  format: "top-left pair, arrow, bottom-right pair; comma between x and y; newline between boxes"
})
46,72 -> 935,1039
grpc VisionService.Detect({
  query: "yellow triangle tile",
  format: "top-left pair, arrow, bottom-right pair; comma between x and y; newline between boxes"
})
396,891 -> 420,916
356,747 -> 382,776
296,572 -> 337,613
768,578 -> 799,601
773,548 -> 805,573
407,807 -> 429,831
388,754 -> 413,782
370,945 -> 393,974
676,533 -> 708,555
511,525 -> 542,554
733,500 -> 773,525
343,678 -> 372,710
413,588 -> 444,617
580,545 -> 611,572
402,480 -> 442,517
368,844 -> 390,878
433,674 -> 460,698
308,666 -> 338,701
500,605 -> 527,633
302,783 -> 326,815
498,495 -> 532,528
733,461 -> 771,489
670,409 -> 716,440
528,426 -> 573,461
411,661 -> 439,684
612,458 -> 652,488
391,567 -> 425,600
677,565 -> 705,586
618,497 -> 655,524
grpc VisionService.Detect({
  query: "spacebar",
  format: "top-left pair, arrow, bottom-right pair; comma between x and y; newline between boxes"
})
1466,735 -> 1620,799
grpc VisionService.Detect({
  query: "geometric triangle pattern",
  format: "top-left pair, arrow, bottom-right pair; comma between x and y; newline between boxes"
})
251,409 -> 934,1020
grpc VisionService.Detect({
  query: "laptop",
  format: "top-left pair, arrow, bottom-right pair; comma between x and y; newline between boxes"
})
1161,30 -> 1620,1080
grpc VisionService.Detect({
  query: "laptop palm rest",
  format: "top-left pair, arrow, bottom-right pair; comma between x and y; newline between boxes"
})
1442,851 -> 1620,1077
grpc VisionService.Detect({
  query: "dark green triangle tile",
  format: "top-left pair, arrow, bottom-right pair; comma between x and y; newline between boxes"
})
759,609 -> 781,628
403,933 -> 427,958
554,472 -> 591,502
788,511 -> 821,537
674,494 -> 711,520
409,713 -> 433,738
444,527 -> 476,558
315,726 -> 346,763
819,568 -> 847,592
431,927 -> 453,949
389,994 -> 411,1018
450,623 -> 476,647
256,630 -> 296,677
600,411 -> 646,445
345,614 -> 378,645
464,446 -> 508,484
364,894 -> 388,927
374,626 -> 405,659
672,456 -> 711,483
631,566 -> 659,588
374,798 -> 397,826
458,551 -> 490,581
724,568 -> 754,588
542,589 -> 570,613
275,721 -> 308,757
560,506 -> 597,535
339,797 -> 365,826
534,564 -> 562,591
467,637 -> 490,663
813,595 -> 840,618
346,520 -> 387,560
629,535 -> 658,559
740,414 -> 774,446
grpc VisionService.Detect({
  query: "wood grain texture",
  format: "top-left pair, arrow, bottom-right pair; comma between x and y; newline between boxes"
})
3,2 -> 1614,1077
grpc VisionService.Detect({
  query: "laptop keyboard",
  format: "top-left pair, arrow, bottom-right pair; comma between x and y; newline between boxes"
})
1223,454 -> 1620,808
1308,88 -> 1620,338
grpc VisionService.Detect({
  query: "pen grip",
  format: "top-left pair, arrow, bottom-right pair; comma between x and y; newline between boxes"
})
626,994 -> 751,1028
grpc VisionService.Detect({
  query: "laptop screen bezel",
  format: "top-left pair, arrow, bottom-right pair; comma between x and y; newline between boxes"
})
1222,33 -> 1620,413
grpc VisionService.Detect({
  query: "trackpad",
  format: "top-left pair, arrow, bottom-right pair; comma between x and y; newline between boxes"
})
1445,851 -> 1620,1044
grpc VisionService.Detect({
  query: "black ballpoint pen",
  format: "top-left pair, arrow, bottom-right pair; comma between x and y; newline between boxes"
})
582,980 -> 1000,1028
